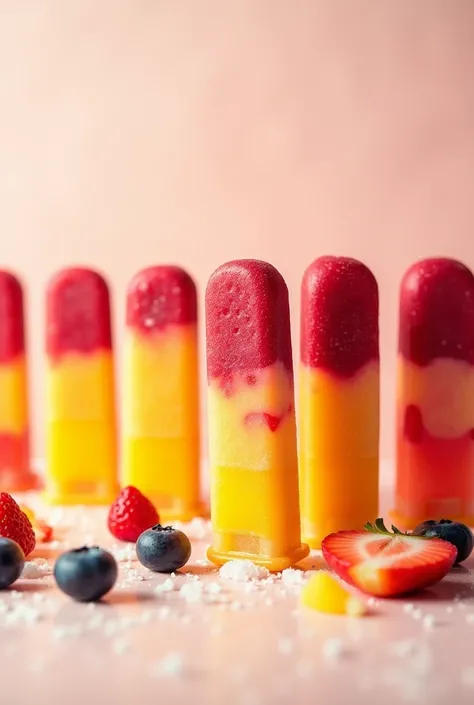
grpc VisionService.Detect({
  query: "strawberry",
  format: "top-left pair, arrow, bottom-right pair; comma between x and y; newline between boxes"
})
322,518 -> 457,598
108,486 -> 160,542
0,492 -> 36,556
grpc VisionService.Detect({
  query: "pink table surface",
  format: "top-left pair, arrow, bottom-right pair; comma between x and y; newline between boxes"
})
2,467 -> 474,705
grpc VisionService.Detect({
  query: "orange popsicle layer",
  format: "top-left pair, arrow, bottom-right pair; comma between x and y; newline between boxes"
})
123,324 -> 202,520
299,363 -> 379,546
46,352 -> 118,504
392,358 -> 474,528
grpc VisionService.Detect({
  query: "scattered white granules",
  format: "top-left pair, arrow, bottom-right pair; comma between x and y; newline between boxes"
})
154,652 -> 184,678
446,606 -> 454,614
175,517 -> 210,541
180,581 -> 204,604
462,666 -> 474,687
411,608 -> 423,620
278,637 -> 294,655
154,578 -> 177,594
230,600 -> 243,611
52,624 -> 84,640
110,544 -> 137,563
118,565 -> 146,586
466,613 -> 474,625
322,638 -> 348,663
3,603 -> 42,626
179,579 -> 225,604
281,568 -> 305,587
219,560 -> 270,582
422,614 -> 437,630
21,559 -> 53,579
403,603 -> 415,613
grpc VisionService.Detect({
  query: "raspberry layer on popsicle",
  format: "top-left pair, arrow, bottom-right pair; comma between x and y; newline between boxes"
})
123,266 -> 202,520
45,268 -> 118,504
206,260 -> 309,571
392,258 -> 474,528
0,272 -> 38,491
299,257 -> 379,547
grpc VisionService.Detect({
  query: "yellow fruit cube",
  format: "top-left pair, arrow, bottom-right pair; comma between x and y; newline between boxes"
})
300,570 -> 366,616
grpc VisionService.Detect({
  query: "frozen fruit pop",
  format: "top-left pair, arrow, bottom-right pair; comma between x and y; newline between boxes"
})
0,272 -> 37,491
392,258 -> 474,528
299,257 -> 379,547
45,268 -> 118,504
122,266 -> 202,520
206,260 -> 309,571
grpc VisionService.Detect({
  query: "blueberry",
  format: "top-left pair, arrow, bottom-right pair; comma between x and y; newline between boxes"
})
136,524 -> 191,573
412,519 -> 474,564
0,538 -> 24,589
54,546 -> 118,602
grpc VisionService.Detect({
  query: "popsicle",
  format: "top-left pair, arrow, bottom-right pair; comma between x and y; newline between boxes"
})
45,268 -> 118,504
206,259 -> 309,571
299,256 -> 379,547
122,266 -> 202,520
391,258 -> 474,528
0,272 -> 37,491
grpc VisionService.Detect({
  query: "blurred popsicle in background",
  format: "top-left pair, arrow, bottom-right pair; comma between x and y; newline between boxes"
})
122,266 -> 202,520
206,259 -> 309,571
299,257 -> 380,547
45,268 -> 118,504
392,258 -> 474,528
0,271 -> 38,491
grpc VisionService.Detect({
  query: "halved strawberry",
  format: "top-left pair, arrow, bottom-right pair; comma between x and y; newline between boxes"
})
322,518 -> 457,597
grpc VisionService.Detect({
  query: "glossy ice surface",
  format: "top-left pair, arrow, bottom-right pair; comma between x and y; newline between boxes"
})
46,268 -> 112,360
126,266 -> 197,333
399,258 -> 474,365
206,260 -> 293,382
301,256 -> 379,377
3,476 -> 474,705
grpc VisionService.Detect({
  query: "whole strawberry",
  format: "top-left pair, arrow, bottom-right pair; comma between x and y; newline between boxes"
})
108,486 -> 159,542
0,492 -> 36,556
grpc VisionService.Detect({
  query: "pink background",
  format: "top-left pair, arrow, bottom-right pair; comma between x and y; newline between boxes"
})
1,0 -> 474,462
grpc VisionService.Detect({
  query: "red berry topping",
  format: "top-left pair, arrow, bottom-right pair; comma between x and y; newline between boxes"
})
107,486 -> 160,543
0,492 -> 36,556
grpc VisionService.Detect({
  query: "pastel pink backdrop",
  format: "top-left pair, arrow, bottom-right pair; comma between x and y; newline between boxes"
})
1,0 -> 474,466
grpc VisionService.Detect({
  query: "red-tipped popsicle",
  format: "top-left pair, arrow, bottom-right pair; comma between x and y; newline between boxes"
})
392,258 -> 474,527
45,268 -> 118,504
0,272 -> 37,490
122,266 -> 202,520
299,256 -> 380,546
206,259 -> 309,571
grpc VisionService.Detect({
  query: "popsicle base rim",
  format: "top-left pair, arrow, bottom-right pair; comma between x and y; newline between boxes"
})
206,542 -> 310,573
389,507 -> 474,531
